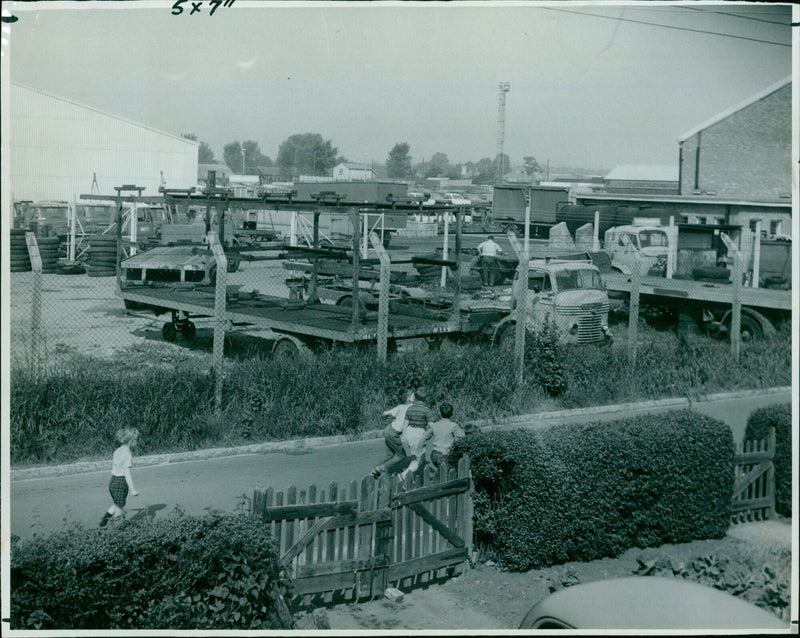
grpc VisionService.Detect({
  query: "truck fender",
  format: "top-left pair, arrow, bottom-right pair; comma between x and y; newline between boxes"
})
490,316 -> 516,344
718,307 -> 776,338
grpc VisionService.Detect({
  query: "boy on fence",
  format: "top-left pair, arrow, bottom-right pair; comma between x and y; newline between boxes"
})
372,384 -> 416,478
99,427 -> 140,527
428,402 -> 465,469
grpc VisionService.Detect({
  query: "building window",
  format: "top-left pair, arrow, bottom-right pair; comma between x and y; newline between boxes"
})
749,219 -> 761,233
697,216 -> 707,225
770,220 -> 781,236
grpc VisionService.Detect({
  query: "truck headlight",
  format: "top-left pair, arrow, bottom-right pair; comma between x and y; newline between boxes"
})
569,323 -> 579,335
602,324 -> 613,339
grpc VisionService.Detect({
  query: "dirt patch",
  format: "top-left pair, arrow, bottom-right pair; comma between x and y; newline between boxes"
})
325,520 -> 792,630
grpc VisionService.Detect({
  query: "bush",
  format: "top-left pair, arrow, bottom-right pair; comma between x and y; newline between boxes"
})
452,410 -> 734,571
744,403 -> 792,517
10,511 -> 281,630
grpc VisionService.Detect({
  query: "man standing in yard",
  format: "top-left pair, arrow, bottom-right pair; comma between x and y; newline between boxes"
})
477,235 -> 504,286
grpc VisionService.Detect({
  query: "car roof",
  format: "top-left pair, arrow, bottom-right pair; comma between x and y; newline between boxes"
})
520,577 -> 787,630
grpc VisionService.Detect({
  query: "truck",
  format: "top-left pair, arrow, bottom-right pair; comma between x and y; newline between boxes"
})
490,256 -> 613,346
491,185 -> 572,237
603,224 -> 670,276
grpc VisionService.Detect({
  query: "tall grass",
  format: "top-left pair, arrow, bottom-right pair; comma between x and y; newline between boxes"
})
9,331 -> 791,466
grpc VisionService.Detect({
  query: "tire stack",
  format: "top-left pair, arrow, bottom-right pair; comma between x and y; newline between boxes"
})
88,235 -> 118,278
9,229 -> 31,273
36,236 -> 61,273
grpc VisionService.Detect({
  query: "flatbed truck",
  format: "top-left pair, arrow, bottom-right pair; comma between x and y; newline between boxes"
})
602,272 -> 791,339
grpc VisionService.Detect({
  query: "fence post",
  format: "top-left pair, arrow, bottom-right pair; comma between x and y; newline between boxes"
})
627,255 -> 641,366
440,213 -> 450,288
369,231 -> 391,362
666,216 -> 675,279
720,233 -> 741,360
514,247 -> 529,385
207,231 -> 228,411
592,210 -> 600,252
752,221 -> 761,289
26,232 -> 43,372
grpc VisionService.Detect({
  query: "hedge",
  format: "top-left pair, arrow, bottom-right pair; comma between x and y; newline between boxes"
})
10,511 -> 281,630
451,409 -> 734,571
744,403 -> 792,517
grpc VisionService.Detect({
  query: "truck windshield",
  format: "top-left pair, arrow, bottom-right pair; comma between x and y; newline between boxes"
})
639,230 -> 668,248
554,269 -> 603,291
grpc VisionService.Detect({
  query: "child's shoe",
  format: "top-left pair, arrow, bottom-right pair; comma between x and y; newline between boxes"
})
99,512 -> 112,528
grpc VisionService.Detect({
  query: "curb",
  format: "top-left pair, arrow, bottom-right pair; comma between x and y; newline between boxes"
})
11,387 -> 791,481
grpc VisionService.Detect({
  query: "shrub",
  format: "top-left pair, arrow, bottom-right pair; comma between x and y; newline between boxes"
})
525,320 -> 566,397
452,410 -> 734,571
744,403 -> 792,517
10,511 -> 281,630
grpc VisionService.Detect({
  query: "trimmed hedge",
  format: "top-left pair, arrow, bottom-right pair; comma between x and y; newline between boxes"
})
744,403 -> 792,517
451,410 -> 734,571
10,512 -> 281,630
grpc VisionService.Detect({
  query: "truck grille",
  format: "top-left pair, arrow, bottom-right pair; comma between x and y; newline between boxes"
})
557,303 -> 609,343
577,313 -> 604,343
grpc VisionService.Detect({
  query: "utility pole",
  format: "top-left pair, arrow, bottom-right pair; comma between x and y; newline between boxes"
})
495,82 -> 510,185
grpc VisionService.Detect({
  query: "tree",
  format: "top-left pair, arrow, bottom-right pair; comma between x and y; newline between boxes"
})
428,152 -> 450,178
494,153 -> 511,180
223,140 -> 272,174
224,141 -> 244,173
182,133 -> 216,164
276,133 -> 338,179
386,143 -> 413,179
523,156 -> 541,177
242,140 -> 272,170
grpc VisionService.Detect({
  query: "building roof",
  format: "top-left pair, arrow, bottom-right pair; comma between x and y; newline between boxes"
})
337,162 -> 375,172
198,163 -> 233,180
678,76 -> 791,142
605,165 -> 679,182
11,81 -> 199,146
576,191 -> 790,208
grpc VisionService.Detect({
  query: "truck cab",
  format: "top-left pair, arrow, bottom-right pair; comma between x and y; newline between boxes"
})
495,258 -> 612,345
604,225 -> 669,276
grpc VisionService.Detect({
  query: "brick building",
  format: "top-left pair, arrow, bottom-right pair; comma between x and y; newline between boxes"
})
577,77 -> 792,239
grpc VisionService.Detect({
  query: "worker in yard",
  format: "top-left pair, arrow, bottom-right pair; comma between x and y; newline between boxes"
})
372,384 -> 416,478
99,427 -> 140,528
477,235 -> 504,286
428,402 -> 465,469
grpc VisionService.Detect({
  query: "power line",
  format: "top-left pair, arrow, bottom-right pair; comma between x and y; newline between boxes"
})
541,7 -> 792,48
681,6 -> 790,26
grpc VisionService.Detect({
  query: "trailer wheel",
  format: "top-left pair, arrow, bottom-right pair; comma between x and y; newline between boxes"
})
739,315 -> 762,342
162,322 -> 177,342
273,337 -> 311,360
336,295 -> 367,313
492,323 -> 515,349
180,321 -> 197,341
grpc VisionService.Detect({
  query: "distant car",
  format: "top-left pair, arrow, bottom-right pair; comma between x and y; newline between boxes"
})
518,577 -> 787,630
444,192 -> 472,207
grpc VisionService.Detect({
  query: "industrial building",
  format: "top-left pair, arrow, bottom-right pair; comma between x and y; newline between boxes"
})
9,82 -> 199,204
575,77 -> 792,238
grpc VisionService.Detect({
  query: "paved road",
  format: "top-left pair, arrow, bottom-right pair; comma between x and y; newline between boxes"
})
10,390 -> 790,541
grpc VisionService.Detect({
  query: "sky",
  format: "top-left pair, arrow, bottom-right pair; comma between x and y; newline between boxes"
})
6,1 -> 794,174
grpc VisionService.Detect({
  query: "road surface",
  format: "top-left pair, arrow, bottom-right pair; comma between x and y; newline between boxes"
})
9,390 -> 790,541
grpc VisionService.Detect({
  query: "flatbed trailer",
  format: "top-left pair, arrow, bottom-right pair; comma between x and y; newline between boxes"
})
602,272 -> 792,338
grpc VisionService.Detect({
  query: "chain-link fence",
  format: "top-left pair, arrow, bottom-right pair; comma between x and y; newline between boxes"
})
7,201 -> 792,409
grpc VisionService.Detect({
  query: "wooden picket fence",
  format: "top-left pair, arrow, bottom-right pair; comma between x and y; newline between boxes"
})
731,428 -> 775,525
251,455 -> 473,602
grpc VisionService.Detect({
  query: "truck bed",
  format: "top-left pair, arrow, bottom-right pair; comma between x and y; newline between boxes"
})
118,284 -> 466,343
602,273 -> 792,311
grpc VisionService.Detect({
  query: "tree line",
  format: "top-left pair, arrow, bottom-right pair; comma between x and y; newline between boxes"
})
183,133 -> 541,183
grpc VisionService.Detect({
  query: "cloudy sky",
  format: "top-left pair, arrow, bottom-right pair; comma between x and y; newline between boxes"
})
7,1 -> 794,173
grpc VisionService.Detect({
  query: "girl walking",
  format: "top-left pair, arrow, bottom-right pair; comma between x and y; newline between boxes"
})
99,427 -> 140,527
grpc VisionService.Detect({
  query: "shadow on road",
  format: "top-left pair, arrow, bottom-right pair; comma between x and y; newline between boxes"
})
126,503 -> 168,523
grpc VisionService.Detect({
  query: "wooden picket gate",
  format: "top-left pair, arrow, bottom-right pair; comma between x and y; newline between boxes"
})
251,456 -> 473,602
731,429 -> 775,525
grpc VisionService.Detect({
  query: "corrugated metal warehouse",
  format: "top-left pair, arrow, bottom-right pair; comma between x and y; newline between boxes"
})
9,82 -> 199,203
